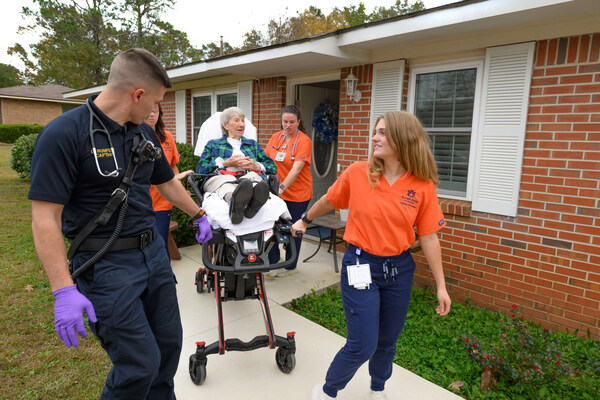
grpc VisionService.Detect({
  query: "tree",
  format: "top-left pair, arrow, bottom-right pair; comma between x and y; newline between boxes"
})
0,63 -> 24,88
370,0 -> 425,21
9,0 -> 202,88
9,0 -> 120,87
243,1 -> 426,50
201,41 -> 236,59
240,29 -> 266,52
118,0 -> 202,67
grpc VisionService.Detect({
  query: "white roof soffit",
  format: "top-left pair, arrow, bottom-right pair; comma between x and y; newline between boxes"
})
168,38 -> 368,83
339,0 -> 599,51
167,0 -> 598,82
65,0 -> 599,98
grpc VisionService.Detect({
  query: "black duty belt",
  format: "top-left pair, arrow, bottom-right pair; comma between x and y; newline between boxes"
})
75,230 -> 154,253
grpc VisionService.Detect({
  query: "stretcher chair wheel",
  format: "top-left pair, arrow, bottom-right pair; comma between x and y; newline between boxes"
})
189,356 -> 207,385
195,268 -> 205,293
275,347 -> 296,373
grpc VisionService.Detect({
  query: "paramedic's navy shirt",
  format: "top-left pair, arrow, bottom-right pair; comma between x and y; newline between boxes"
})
28,95 -> 174,239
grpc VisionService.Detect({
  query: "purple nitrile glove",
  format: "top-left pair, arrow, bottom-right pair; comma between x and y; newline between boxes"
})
195,215 -> 213,244
52,284 -> 97,348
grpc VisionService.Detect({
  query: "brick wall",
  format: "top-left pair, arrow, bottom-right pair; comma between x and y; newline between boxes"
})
252,77 -> 287,148
161,91 -> 176,136
1,98 -> 63,125
337,66 -> 373,170
412,33 -> 600,337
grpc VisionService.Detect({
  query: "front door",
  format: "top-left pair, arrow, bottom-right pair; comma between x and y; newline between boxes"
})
296,82 -> 340,206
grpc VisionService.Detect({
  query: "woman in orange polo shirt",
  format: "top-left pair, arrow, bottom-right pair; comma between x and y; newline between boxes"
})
292,111 -> 452,400
145,104 -> 193,259
265,105 -> 313,276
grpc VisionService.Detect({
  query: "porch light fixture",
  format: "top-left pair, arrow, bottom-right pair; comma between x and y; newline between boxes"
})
345,72 -> 361,102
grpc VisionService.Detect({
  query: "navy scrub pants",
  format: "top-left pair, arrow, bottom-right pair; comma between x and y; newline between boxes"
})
322,244 -> 416,398
72,228 -> 182,400
268,199 -> 309,270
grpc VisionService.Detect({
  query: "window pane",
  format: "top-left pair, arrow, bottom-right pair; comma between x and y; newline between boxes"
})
217,93 -> 237,111
430,134 -> 470,194
416,67 -> 476,197
193,96 -> 212,145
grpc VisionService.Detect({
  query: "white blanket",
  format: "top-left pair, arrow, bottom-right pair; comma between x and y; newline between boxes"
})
202,192 -> 291,236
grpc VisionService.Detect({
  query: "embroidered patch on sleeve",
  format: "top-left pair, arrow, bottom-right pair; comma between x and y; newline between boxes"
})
438,219 -> 445,226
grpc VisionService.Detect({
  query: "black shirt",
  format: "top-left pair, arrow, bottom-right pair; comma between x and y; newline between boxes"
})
28,95 -> 174,238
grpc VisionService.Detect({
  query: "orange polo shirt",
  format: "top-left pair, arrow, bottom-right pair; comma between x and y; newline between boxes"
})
150,130 -> 179,211
265,130 -> 313,202
326,161 -> 446,256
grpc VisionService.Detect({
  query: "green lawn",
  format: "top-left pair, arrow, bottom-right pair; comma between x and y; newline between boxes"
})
289,286 -> 600,399
1,143 -> 598,400
0,145 -> 110,400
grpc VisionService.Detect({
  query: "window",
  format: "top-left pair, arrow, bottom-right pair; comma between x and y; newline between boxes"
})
409,61 -> 483,199
217,93 -> 237,111
192,89 -> 237,146
193,95 -> 211,145
62,104 -> 78,114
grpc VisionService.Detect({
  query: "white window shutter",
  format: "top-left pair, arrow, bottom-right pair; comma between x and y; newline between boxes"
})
237,80 -> 254,122
472,42 -> 535,217
370,60 -> 405,130
175,90 -> 187,143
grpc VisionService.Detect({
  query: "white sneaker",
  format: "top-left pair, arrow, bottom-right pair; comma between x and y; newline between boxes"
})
365,390 -> 388,400
275,268 -> 298,278
266,270 -> 279,277
312,384 -> 334,400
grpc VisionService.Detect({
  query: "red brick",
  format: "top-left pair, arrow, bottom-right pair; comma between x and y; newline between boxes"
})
547,38 -> 558,65
545,65 -> 578,76
567,36 -> 579,63
544,85 -> 576,95
558,95 -> 591,103
591,33 -> 600,62
530,96 -> 557,105
575,84 -> 600,93
541,104 -> 573,113
579,35 -> 590,63
579,63 -> 600,73
536,40 -> 548,66
560,74 -> 594,84
573,123 -> 600,131
557,114 -> 588,122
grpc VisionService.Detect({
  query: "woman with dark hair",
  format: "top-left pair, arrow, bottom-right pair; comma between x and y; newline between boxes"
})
265,105 -> 313,277
292,111 -> 451,400
145,103 -> 193,258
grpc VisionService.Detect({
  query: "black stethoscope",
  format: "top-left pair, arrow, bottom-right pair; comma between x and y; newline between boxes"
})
273,130 -> 299,161
87,98 -> 121,178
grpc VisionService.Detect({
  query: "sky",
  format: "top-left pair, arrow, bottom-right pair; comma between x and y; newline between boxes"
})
0,0 -> 454,72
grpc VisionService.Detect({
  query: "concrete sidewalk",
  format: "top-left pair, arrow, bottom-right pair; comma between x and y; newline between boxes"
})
172,242 -> 463,400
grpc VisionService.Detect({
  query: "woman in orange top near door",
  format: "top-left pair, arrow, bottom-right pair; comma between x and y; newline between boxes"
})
292,111 -> 451,400
265,105 -> 313,276
145,103 -> 193,259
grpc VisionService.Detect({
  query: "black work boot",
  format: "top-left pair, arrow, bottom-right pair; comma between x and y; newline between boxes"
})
244,180 -> 269,219
229,179 -> 253,224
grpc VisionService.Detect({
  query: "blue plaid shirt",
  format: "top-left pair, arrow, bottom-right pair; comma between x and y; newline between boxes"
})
196,136 -> 277,175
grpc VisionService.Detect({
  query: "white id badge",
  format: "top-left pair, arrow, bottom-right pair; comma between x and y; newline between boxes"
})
275,152 -> 286,162
347,263 -> 372,289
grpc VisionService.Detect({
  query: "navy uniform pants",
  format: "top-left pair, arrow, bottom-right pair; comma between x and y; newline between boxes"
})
323,244 -> 415,398
72,229 -> 182,400
268,199 -> 310,270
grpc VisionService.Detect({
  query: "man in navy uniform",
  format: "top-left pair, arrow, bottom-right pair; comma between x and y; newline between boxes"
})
28,48 -> 211,399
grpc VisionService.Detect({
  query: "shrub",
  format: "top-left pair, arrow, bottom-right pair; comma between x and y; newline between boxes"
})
463,305 -> 583,396
0,124 -> 44,143
10,133 -> 39,179
171,141 -> 201,247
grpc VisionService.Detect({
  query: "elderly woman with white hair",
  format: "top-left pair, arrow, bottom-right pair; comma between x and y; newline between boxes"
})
197,107 -> 277,224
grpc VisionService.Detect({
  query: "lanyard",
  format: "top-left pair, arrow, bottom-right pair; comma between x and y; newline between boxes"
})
274,131 -> 299,161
